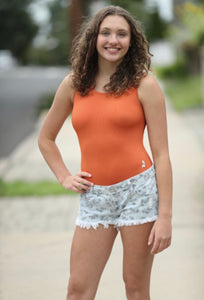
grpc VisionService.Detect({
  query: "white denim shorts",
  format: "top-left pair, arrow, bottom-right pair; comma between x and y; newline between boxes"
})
76,165 -> 158,230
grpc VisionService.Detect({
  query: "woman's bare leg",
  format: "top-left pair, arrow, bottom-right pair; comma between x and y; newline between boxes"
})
120,222 -> 155,300
66,225 -> 118,300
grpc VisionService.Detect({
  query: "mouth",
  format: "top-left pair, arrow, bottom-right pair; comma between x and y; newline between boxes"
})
104,47 -> 121,53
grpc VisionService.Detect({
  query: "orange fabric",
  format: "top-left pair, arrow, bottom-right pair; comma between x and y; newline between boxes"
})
72,88 -> 152,185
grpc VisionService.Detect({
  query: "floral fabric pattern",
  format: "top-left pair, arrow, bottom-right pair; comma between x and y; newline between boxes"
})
76,165 -> 158,230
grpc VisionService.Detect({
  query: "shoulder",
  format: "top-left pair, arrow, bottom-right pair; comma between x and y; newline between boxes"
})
63,73 -> 74,88
60,73 -> 75,103
137,74 -> 164,106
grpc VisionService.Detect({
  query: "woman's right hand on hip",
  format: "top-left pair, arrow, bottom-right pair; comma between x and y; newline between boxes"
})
61,171 -> 94,193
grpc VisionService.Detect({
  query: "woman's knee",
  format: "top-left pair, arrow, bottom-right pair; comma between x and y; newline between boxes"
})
67,275 -> 97,300
67,276 -> 87,299
123,274 -> 150,300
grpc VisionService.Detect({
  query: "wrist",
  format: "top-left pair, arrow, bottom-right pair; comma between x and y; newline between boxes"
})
158,213 -> 172,220
58,172 -> 71,185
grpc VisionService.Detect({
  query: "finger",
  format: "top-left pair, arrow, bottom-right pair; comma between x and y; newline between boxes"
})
73,180 -> 92,192
151,239 -> 160,254
162,240 -> 169,251
165,238 -> 171,249
75,181 -> 92,191
72,186 -> 84,193
156,239 -> 171,254
77,178 -> 93,187
148,228 -> 155,246
168,238 -> 172,247
78,171 -> 92,178
156,240 -> 166,253
72,186 -> 81,193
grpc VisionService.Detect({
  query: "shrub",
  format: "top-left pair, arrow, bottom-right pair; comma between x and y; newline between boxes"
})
156,58 -> 188,79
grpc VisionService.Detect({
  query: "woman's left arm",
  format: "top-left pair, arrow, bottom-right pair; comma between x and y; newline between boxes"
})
138,74 -> 173,254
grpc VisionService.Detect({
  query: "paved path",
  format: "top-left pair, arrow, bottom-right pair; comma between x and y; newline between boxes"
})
0,98 -> 204,299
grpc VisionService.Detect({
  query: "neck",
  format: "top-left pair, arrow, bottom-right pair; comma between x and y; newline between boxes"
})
95,57 -> 121,92
97,57 -> 120,77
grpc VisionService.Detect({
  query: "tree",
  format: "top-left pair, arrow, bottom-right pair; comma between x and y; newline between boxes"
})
0,0 -> 39,63
26,0 -> 72,65
47,0 -> 70,64
169,2 -> 204,73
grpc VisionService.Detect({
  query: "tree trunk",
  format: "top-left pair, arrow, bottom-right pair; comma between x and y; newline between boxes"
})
70,0 -> 84,43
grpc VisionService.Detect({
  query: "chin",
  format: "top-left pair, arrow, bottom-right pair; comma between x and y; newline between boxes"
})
103,55 -> 123,63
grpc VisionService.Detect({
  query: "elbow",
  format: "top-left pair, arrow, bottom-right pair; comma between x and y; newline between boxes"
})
38,132 -> 48,154
38,132 -> 55,156
153,151 -> 171,165
38,134 -> 44,153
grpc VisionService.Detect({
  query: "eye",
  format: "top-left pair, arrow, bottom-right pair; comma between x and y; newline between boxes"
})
101,31 -> 109,36
118,32 -> 127,37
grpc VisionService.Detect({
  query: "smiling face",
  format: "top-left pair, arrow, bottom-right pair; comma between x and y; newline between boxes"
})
96,15 -> 131,66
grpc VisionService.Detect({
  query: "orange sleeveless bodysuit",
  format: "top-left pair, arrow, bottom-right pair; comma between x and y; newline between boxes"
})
71,88 -> 152,185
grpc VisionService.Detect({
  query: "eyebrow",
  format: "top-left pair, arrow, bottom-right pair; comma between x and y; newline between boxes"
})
100,27 -> 129,32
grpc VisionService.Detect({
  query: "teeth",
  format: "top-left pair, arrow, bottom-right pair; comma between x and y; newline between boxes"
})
106,48 -> 119,52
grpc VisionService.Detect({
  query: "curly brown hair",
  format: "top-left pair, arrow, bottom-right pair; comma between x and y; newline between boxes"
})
70,5 -> 152,96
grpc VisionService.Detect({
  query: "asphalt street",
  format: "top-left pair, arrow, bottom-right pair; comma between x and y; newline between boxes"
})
0,66 -> 69,158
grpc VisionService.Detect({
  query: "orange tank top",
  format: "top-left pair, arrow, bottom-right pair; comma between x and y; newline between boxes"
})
71,88 -> 152,185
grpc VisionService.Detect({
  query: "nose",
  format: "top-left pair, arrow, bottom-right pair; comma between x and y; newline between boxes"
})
109,34 -> 118,44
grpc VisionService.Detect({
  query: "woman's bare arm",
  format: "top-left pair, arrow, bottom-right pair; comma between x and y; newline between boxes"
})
138,74 -> 173,254
38,75 -> 93,193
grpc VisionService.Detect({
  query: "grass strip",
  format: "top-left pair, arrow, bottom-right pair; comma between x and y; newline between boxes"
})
164,75 -> 202,111
0,179 -> 76,197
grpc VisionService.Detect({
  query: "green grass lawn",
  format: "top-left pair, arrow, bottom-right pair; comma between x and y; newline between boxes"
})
0,179 -> 76,197
163,75 -> 202,111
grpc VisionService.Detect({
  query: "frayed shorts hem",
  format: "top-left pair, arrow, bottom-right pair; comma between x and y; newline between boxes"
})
76,166 -> 158,231
76,215 -> 158,231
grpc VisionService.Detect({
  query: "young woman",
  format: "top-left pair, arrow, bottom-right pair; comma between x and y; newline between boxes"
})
38,6 -> 172,300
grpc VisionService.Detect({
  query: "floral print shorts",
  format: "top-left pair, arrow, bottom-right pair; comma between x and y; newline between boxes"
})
76,165 -> 158,230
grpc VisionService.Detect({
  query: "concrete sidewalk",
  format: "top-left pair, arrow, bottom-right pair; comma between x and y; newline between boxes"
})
0,101 -> 204,300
